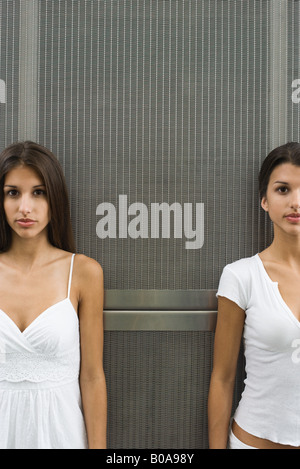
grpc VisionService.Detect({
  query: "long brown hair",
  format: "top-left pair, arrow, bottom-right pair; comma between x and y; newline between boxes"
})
0,141 -> 76,253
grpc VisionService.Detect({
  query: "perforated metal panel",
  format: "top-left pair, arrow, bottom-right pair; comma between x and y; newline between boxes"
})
3,1 -> 300,291
34,0 -> 273,290
1,0 -> 300,450
104,331 -> 245,449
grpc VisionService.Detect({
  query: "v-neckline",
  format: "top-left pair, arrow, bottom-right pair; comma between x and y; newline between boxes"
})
256,254 -> 300,326
0,298 -> 76,334
0,253 -> 77,335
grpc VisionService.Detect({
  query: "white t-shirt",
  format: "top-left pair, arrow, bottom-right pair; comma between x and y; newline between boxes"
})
217,254 -> 300,446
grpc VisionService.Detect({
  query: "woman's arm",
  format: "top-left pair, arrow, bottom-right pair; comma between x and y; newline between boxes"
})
208,296 -> 245,449
77,255 -> 107,449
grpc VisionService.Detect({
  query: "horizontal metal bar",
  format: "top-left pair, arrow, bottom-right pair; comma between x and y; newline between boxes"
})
103,310 -> 217,331
104,289 -> 217,311
103,290 -> 218,331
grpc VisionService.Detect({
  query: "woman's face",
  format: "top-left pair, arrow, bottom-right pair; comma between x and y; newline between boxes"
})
3,165 -> 50,241
261,162 -> 300,236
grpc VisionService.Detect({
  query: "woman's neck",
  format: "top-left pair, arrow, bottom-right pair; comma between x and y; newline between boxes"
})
6,233 -> 55,271
264,230 -> 300,268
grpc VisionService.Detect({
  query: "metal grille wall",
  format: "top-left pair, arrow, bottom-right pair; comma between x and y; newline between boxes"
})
36,0 -> 272,290
3,2 -> 300,289
104,331 -> 214,449
1,0 -> 300,449
104,331 -> 245,449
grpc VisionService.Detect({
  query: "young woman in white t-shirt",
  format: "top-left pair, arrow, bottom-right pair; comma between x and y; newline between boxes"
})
208,142 -> 300,449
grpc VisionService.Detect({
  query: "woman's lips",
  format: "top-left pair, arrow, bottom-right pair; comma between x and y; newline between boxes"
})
16,218 -> 36,227
285,213 -> 300,223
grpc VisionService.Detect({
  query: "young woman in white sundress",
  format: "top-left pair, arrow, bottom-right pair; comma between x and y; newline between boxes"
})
208,142 -> 300,449
0,141 -> 107,449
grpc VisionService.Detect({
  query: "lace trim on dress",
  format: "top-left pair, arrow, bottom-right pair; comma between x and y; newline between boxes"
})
0,347 -> 79,383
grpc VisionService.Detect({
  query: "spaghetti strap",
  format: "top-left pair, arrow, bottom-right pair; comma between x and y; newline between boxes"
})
67,253 -> 75,299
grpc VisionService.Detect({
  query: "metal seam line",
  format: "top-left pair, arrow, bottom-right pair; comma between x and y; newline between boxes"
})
18,0 -> 38,141
269,0 -> 288,149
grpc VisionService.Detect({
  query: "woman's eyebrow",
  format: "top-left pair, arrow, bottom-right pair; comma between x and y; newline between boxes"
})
273,180 -> 289,185
4,184 -> 46,188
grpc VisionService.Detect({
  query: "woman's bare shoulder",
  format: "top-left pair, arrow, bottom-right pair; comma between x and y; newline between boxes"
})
74,254 -> 103,281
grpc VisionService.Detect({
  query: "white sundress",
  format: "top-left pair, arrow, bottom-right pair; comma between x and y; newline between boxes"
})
0,254 -> 88,449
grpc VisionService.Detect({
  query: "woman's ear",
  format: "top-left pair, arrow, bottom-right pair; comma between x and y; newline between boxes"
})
261,196 -> 269,212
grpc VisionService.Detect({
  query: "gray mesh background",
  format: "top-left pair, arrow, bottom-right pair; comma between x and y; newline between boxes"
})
289,1 -> 300,140
4,2 -> 300,290
104,331 -> 245,449
35,0 -> 273,290
1,0 -> 300,449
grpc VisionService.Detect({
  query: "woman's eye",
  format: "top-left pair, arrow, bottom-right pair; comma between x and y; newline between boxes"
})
277,186 -> 288,194
33,189 -> 46,196
6,189 -> 18,197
